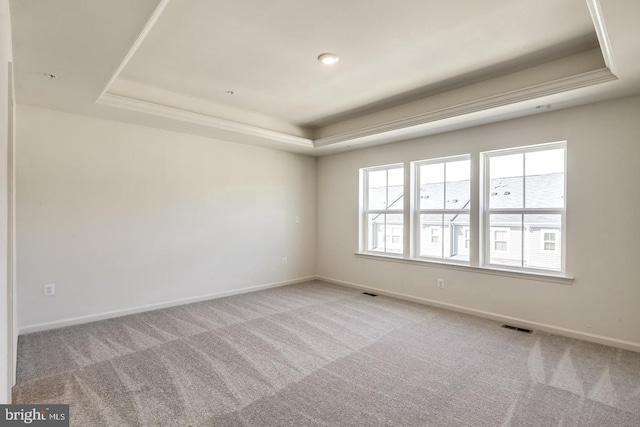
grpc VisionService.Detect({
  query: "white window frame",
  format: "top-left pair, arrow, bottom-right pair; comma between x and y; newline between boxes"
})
541,229 -> 560,253
481,142 -> 566,273
360,164 -> 405,256
413,155 -> 471,264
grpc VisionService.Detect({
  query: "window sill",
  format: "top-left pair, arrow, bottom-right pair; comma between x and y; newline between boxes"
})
354,252 -> 574,285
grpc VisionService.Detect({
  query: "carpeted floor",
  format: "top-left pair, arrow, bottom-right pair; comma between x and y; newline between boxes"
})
13,280 -> 640,426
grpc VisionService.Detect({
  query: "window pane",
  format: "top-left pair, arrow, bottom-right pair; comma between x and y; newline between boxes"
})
367,213 -> 403,255
525,149 -> 565,208
489,153 -> 523,209
387,187 -> 404,210
420,214 -> 442,258
446,160 -> 471,210
368,168 -> 404,210
387,168 -> 404,209
367,170 -> 386,210
420,163 -> 444,209
448,213 -> 470,261
367,213 -> 386,253
524,214 -> 561,271
489,214 -> 522,267
385,214 -> 404,254
420,213 -> 469,261
388,168 -> 404,186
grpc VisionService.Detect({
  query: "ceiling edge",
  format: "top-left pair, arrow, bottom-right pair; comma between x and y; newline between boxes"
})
97,66 -> 616,154
96,92 -> 315,149
314,67 -> 616,148
96,0 -> 170,102
88,0 -> 620,155
587,0 -> 617,74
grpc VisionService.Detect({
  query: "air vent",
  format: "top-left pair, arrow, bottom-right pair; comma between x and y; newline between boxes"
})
502,324 -> 533,334
362,292 -> 378,297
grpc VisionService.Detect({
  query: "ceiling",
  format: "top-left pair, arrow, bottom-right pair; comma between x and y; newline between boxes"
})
9,0 -> 640,156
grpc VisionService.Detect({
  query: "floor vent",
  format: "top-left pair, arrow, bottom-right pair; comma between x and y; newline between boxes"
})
502,324 -> 533,334
362,292 -> 378,297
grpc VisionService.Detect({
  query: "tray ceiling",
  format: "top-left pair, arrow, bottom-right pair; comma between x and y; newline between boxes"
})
9,0 -> 640,155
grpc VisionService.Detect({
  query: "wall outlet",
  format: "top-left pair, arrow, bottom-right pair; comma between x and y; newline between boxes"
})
282,257 -> 288,265
44,283 -> 56,296
437,279 -> 445,289
295,216 -> 300,224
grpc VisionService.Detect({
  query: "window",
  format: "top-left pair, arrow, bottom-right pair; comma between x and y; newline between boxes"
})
492,228 -> 509,252
360,164 -> 404,255
391,227 -> 402,244
358,141 -> 567,277
430,227 -> 440,244
414,156 -> 470,262
541,229 -> 559,253
482,143 -> 565,272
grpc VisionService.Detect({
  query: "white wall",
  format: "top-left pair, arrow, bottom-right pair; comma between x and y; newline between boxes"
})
317,96 -> 640,348
0,0 -> 13,403
17,106 -> 316,330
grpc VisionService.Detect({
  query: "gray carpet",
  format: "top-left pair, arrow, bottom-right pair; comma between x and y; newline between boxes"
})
13,280 -> 640,426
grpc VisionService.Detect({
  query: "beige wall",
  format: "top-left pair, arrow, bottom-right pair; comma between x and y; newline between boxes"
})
317,96 -> 640,348
16,106 -> 317,330
0,0 -> 12,403
14,93 -> 640,354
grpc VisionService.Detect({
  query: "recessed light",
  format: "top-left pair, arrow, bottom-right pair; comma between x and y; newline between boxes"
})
318,53 -> 339,65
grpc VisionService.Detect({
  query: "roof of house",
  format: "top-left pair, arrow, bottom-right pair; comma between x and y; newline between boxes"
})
369,172 -> 563,226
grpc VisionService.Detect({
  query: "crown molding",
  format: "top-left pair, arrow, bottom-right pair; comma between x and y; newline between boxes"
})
97,92 -> 315,149
98,66 -> 616,153
587,0 -> 617,75
97,0 -> 171,101
314,67 -> 617,148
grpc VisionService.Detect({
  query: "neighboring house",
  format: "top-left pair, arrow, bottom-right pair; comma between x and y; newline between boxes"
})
369,172 -> 563,270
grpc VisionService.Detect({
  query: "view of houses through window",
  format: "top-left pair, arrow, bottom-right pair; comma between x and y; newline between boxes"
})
360,142 -> 566,274
362,165 -> 404,255
485,144 -> 565,271
416,156 -> 470,262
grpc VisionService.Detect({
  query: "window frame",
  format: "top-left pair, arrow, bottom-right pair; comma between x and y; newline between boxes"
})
412,155 -> 471,264
357,141 -> 570,282
360,163 -> 405,256
481,142 -> 566,273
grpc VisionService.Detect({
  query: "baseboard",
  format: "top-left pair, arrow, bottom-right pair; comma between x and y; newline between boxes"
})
316,275 -> 640,353
19,276 -> 316,335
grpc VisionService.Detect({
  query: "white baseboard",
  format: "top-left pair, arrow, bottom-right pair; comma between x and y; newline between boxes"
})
19,276 -> 316,335
317,275 -> 640,353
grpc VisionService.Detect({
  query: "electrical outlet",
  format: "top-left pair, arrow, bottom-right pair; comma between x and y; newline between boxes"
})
44,283 -> 56,296
437,279 -> 445,289
282,257 -> 288,265
295,216 -> 300,224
